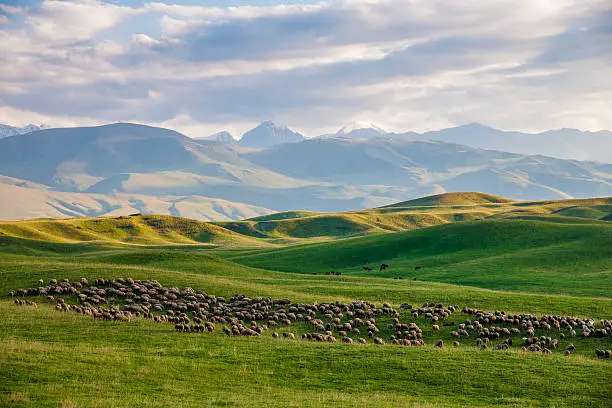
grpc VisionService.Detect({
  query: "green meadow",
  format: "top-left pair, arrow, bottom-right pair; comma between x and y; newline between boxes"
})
1,193 -> 611,407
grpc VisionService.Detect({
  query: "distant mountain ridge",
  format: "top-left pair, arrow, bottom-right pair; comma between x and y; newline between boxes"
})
0,122 -> 611,221
199,121 -> 612,163
404,123 -> 612,163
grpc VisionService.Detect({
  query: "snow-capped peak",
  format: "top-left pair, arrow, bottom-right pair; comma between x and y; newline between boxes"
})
335,122 -> 387,138
0,123 -> 50,139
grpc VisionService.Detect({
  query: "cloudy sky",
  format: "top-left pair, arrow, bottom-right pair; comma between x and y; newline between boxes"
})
0,0 -> 611,138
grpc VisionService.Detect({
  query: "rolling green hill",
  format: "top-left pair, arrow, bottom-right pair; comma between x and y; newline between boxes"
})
218,193 -> 612,241
383,191 -> 515,207
223,218 -> 612,297
1,194 -> 610,297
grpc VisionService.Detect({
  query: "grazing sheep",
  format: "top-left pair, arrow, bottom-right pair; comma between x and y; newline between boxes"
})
13,275 -> 610,361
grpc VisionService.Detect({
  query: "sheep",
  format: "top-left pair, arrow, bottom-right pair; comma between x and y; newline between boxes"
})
435,340 -> 443,348
13,275 -> 609,360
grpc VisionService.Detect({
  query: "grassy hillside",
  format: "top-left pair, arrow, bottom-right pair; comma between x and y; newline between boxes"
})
384,192 -> 515,207
0,214 -> 270,247
246,210 -> 320,221
219,193 -> 612,240
223,218 -> 612,297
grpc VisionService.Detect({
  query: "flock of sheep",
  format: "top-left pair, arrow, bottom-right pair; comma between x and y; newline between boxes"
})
9,277 -> 612,359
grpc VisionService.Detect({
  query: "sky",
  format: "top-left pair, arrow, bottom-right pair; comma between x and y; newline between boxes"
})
0,0 -> 611,138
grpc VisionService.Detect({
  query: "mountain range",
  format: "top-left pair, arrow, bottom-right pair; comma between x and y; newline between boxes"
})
0,121 -> 610,221
404,123 -> 612,163
199,121 -> 611,163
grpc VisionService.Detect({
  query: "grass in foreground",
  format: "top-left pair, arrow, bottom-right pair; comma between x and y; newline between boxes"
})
1,299 -> 611,408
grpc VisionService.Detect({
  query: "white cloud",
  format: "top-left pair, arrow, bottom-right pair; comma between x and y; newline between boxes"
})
146,2 -> 327,20
0,0 -> 610,138
132,33 -> 160,47
0,4 -> 26,15
26,0 -> 143,43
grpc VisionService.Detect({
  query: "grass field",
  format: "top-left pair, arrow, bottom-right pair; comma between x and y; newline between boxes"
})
1,193 -> 611,407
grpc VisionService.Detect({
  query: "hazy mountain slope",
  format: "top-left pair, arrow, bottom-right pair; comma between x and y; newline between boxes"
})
0,175 -> 50,190
244,137 -> 612,199
244,138 -> 509,185
0,123 -> 313,193
0,125 -> 396,214
407,123 -> 612,162
0,184 -> 272,221
0,123 -> 206,189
